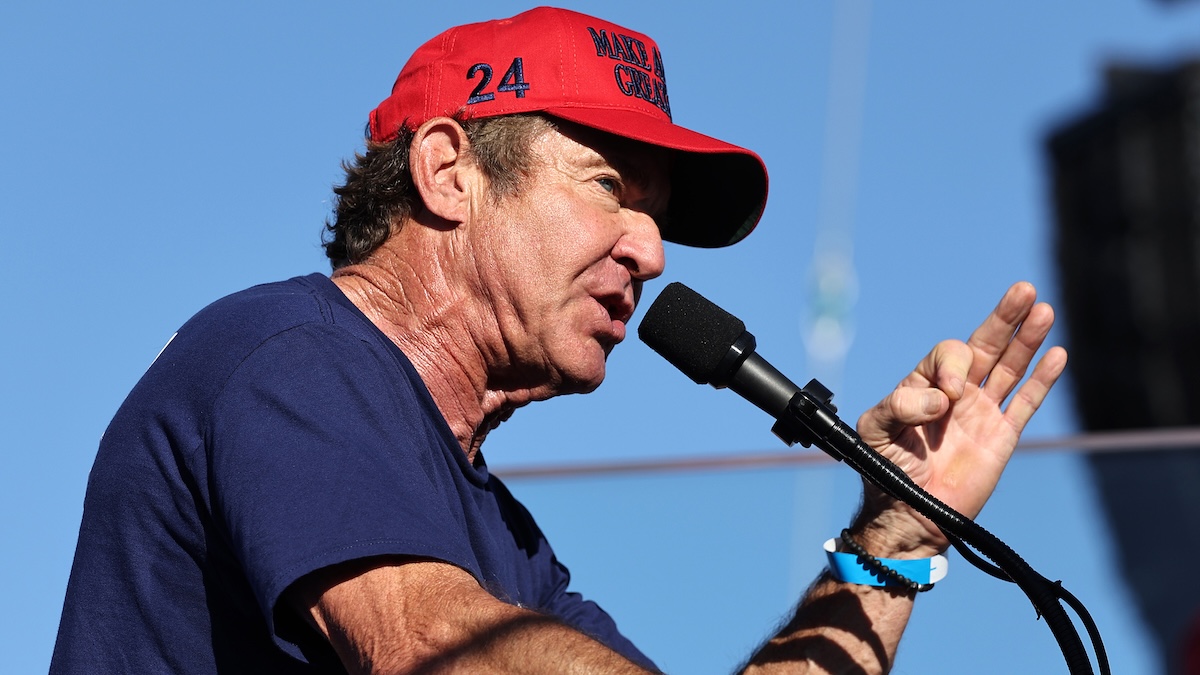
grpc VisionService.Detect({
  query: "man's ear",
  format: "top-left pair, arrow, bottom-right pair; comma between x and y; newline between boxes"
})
409,117 -> 479,224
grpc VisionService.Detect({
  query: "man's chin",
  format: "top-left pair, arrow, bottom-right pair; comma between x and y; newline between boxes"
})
557,357 -> 608,396
560,369 -> 606,396
536,340 -> 613,397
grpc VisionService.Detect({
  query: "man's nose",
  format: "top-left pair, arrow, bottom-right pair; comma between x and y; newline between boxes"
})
614,209 -> 666,282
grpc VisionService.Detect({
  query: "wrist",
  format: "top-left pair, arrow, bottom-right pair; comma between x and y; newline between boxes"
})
850,495 -> 946,559
825,532 -> 948,592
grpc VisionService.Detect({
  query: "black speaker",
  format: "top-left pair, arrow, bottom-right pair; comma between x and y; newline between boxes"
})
1047,58 -> 1200,674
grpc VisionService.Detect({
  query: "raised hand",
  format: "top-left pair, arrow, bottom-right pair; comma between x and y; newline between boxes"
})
852,282 -> 1069,555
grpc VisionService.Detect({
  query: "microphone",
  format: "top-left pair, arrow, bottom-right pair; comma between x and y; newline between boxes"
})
637,281 -> 810,424
638,284 -> 1106,675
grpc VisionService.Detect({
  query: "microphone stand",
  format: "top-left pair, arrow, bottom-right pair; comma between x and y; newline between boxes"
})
772,379 -> 1107,675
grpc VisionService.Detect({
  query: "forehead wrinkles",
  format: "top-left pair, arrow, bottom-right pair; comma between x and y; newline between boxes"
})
527,122 -> 672,221
554,121 -> 669,181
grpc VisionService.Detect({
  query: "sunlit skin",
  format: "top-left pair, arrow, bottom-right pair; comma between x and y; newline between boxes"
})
852,282 -> 1068,557
743,282 -> 1068,674
332,118 -> 669,461
467,122 -> 670,400
318,116 -> 1069,675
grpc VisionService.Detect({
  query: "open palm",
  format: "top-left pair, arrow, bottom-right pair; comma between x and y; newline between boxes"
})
853,282 -> 1068,553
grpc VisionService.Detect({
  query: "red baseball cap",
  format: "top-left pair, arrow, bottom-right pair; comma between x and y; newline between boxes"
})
369,6 -> 768,248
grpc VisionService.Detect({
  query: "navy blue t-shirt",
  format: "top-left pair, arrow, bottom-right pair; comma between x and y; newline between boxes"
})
51,274 -> 654,673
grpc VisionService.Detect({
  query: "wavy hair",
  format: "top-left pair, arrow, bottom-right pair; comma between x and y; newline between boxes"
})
323,114 -> 555,269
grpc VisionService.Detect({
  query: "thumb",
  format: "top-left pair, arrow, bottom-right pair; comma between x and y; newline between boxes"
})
857,339 -> 972,445
914,338 -> 972,402
857,386 -> 949,446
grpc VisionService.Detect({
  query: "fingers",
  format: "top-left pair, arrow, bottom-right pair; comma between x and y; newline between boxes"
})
965,282 -> 1060,408
965,282 -> 1037,386
1002,345 -> 1068,436
899,338 -> 970,396
979,301 -> 1055,404
863,281 -> 1065,442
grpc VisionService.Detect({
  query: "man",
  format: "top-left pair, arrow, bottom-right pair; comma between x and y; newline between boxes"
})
51,7 -> 1065,674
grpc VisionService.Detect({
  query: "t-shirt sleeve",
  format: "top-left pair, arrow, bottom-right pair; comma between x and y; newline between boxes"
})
539,557 -> 661,672
492,482 -> 660,672
207,323 -> 475,643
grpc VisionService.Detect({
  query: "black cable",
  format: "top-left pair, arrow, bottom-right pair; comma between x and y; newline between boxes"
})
635,286 -> 1108,673
946,532 -> 1010,582
1057,584 -> 1111,675
784,381 -> 1107,675
945,532 -> 1110,675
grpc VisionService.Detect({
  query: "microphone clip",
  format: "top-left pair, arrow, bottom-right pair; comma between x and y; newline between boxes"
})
771,379 -> 847,462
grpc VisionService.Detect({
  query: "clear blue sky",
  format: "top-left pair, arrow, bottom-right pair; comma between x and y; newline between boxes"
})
4,1 -> 1198,672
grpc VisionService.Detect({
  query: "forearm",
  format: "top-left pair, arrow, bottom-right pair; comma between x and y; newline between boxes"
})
741,511 -> 940,675
741,569 -> 915,675
740,283 -> 1065,674
296,559 -> 652,675
333,602 -> 650,675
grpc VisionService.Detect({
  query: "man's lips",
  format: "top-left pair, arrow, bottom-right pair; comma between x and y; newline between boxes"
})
594,293 -> 635,343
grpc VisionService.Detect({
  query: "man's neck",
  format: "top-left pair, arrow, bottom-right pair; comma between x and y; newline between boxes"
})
329,239 -> 530,464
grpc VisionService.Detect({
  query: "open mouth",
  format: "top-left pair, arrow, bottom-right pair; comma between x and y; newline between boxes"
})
591,292 -> 635,346
597,293 -> 634,326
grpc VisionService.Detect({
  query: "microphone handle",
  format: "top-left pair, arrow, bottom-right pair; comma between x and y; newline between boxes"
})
726,352 -> 802,422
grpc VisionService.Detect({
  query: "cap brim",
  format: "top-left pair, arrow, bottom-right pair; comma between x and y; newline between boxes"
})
544,107 -> 768,248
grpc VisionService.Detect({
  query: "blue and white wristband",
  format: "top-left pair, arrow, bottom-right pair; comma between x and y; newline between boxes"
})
824,536 -> 948,590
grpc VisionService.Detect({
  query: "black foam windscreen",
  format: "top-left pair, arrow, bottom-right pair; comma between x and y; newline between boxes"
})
638,282 -> 746,385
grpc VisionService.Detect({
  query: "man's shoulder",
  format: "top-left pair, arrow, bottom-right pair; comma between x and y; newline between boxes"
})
131,273 -> 397,408
172,273 -> 383,355
190,273 -> 341,334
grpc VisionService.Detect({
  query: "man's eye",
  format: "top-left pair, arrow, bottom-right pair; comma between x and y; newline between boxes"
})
597,178 -> 618,194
